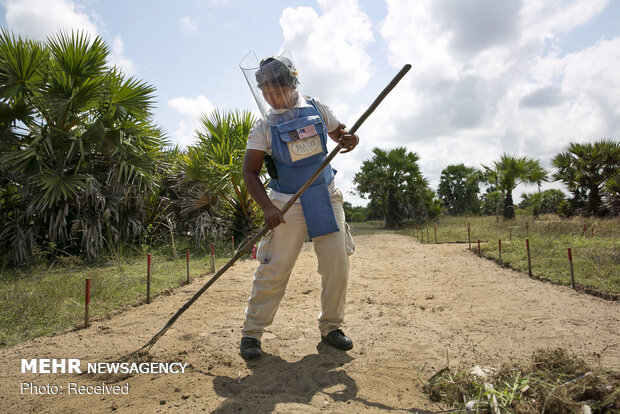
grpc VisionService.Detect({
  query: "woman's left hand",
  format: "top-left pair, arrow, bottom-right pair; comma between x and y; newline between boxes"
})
332,125 -> 359,153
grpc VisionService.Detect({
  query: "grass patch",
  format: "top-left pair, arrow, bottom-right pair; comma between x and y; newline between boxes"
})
423,348 -> 620,413
403,215 -> 620,295
0,241 -> 238,347
0,222 -> 394,348
348,220 -> 397,236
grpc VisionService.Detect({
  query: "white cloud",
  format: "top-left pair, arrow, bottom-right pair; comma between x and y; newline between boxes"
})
4,0 -> 98,40
515,36 -> 620,152
3,0 -> 137,75
520,0 -> 609,42
433,0 -> 522,58
279,0 -> 374,102
168,95 -> 216,147
178,16 -> 198,35
275,0 -> 374,205
342,0 -> 617,205
107,35 -> 136,75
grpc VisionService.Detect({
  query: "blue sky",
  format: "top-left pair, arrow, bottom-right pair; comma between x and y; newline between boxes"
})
2,0 -> 619,206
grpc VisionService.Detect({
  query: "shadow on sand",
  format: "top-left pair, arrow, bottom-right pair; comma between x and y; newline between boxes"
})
212,342 -> 434,413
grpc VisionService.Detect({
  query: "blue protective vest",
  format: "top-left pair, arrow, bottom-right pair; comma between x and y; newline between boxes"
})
268,99 -> 339,238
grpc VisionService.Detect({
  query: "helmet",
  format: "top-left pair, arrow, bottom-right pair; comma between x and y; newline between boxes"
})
255,55 -> 299,88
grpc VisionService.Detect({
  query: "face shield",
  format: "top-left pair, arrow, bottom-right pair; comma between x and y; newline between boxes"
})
240,50 -> 302,125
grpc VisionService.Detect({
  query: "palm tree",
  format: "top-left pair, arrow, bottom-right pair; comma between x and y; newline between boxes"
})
437,164 -> 481,215
354,147 -> 430,228
483,154 -> 547,219
180,109 -> 260,242
605,172 -> 620,216
552,140 -> 620,216
0,29 -> 167,264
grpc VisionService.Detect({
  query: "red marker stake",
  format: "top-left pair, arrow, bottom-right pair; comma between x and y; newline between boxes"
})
211,243 -> 216,273
186,249 -> 190,284
568,248 -> 575,288
468,223 -> 471,250
147,253 -> 152,304
498,239 -> 502,266
526,238 -> 532,277
231,236 -> 235,256
252,245 -> 257,260
85,278 -> 90,328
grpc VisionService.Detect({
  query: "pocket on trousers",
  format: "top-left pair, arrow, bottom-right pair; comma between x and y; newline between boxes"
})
344,223 -> 355,256
257,230 -> 274,264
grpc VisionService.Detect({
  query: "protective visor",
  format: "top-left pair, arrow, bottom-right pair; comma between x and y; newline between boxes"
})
239,50 -> 301,124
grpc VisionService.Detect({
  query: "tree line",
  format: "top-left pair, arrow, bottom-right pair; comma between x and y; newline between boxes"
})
0,30 -> 262,266
352,141 -> 619,227
1,30 -> 618,266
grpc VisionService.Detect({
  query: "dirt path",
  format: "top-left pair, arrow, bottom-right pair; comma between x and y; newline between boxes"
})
1,233 -> 619,413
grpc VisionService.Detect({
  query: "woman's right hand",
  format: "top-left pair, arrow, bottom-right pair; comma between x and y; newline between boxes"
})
263,204 -> 286,229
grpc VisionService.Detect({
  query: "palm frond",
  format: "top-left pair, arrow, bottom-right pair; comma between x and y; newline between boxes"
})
0,28 -> 47,99
37,170 -> 89,206
47,30 -> 108,82
106,68 -> 156,121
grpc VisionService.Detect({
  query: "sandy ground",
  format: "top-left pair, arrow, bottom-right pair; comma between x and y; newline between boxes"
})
1,233 -> 619,413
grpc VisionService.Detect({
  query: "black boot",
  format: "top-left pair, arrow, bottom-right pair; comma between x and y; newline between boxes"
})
240,337 -> 263,360
321,329 -> 353,350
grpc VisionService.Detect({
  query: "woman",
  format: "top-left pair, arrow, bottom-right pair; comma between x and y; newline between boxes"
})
239,52 -> 359,360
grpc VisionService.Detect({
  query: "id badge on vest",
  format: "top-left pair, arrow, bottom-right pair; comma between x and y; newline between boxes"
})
286,124 -> 323,162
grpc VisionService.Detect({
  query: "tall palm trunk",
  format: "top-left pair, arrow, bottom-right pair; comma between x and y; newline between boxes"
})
504,190 -> 515,219
588,185 -> 601,216
386,190 -> 399,228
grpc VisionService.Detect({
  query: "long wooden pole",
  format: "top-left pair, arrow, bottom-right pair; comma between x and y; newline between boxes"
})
123,64 -> 412,359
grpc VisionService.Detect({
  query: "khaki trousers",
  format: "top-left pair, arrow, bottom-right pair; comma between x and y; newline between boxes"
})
242,189 -> 353,339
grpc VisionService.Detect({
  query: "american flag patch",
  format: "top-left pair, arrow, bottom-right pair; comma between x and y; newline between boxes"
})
296,124 -> 317,139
